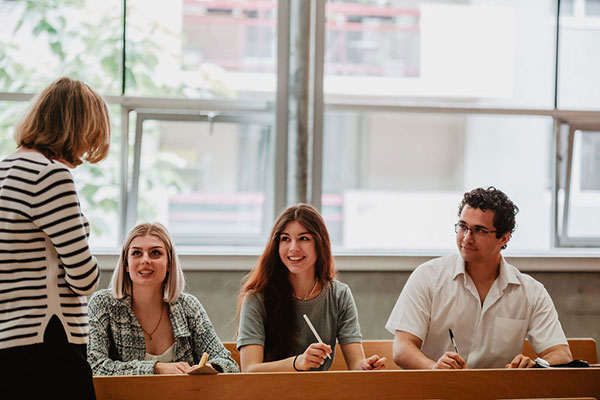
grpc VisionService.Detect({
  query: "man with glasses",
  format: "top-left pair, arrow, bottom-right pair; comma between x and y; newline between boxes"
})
385,187 -> 572,369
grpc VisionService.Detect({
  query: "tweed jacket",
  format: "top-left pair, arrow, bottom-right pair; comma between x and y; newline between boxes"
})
87,289 -> 239,375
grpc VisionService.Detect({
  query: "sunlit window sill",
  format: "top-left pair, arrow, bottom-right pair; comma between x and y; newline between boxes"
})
94,247 -> 600,272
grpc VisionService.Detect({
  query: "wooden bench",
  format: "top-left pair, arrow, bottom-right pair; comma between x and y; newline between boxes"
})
224,342 -> 240,366
93,368 -> 600,400
225,337 -> 598,370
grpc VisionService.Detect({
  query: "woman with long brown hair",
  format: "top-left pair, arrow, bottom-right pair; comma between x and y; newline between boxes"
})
237,204 -> 385,372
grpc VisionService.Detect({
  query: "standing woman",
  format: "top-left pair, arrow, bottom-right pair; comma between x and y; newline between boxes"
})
237,203 -> 386,372
87,222 -> 239,375
0,77 -> 110,397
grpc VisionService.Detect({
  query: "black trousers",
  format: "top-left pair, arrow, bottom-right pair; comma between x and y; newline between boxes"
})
0,315 -> 96,399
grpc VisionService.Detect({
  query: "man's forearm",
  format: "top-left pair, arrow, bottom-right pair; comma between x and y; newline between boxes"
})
394,343 -> 436,369
540,344 -> 573,365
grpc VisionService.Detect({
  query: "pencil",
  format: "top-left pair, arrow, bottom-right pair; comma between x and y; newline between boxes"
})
199,352 -> 209,368
303,314 -> 332,359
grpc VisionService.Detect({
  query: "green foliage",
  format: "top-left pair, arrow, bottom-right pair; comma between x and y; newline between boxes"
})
0,0 -> 231,246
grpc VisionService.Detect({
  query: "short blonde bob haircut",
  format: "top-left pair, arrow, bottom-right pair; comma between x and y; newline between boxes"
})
14,76 -> 110,166
110,222 -> 186,303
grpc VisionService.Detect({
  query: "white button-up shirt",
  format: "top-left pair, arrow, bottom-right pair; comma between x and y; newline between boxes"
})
385,254 -> 567,368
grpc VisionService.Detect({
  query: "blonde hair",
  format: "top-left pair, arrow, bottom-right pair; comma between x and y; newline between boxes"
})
14,77 -> 110,166
110,222 -> 186,303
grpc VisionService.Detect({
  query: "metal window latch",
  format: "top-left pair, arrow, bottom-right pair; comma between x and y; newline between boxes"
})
206,112 -> 218,135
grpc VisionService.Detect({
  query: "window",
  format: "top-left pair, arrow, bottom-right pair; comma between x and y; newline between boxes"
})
70,104 -> 122,249
559,0 -> 600,109
0,0 -> 121,94
0,0 -> 279,249
119,0 -> 280,246
0,0 -> 599,252
322,110 -> 554,251
127,110 -> 274,246
324,0 -> 557,109
557,126 -> 600,245
125,0 -> 278,99
0,101 -> 27,155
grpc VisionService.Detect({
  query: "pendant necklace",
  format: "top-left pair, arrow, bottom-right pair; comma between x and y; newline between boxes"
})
140,305 -> 164,340
292,280 -> 319,301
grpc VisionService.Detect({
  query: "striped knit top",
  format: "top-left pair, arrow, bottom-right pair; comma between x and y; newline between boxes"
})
0,150 -> 100,350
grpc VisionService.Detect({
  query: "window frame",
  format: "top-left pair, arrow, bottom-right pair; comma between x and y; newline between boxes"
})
123,105 -> 277,246
556,121 -> 600,247
1,0 -> 600,252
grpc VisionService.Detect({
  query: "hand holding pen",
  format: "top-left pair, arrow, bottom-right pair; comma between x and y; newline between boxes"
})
302,314 -> 386,371
432,329 -> 467,369
293,314 -> 332,371
303,314 -> 332,360
295,342 -> 333,370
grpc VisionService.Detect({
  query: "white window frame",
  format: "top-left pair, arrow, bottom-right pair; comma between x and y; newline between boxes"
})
556,121 -> 600,247
123,105 -> 277,246
1,0 -> 600,252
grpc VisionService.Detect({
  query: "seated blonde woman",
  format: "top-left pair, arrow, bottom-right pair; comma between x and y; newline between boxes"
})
87,222 -> 239,375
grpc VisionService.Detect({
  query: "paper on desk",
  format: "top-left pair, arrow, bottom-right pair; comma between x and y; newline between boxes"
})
188,364 -> 219,375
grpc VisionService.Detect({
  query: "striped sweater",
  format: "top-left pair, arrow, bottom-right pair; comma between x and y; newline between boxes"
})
0,150 -> 100,350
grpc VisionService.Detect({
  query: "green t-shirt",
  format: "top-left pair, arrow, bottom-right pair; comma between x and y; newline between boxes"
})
237,280 -> 362,371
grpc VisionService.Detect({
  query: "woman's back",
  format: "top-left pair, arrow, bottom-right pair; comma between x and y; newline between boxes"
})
0,150 -> 99,350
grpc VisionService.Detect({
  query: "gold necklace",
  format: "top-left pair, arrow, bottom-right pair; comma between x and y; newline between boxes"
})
292,280 -> 319,301
140,305 -> 164,340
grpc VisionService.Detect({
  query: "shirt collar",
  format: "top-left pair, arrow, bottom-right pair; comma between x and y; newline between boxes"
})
497,256 -> 521,290
453,255 -> 521,289
453,255 -> 467,281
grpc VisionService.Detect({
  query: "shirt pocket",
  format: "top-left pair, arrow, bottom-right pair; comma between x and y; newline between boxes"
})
491,316 -> 528,357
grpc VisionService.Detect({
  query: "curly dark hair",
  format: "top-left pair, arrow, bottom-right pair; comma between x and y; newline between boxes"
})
458,187 -> 519,248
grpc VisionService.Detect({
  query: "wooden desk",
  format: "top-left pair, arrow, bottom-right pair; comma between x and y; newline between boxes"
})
331,338 -> 598,370
94,368 -> 600,400
225,338 -> 598,371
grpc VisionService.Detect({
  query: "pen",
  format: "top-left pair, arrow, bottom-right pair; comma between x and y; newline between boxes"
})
448,329 -> 460,354
303,314 -> 331,359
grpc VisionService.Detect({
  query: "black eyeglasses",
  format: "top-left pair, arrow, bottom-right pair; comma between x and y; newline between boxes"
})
454,223 -> 497,237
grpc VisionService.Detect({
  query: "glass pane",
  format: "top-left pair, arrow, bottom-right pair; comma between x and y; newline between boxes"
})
565,130 -> 600,237
324,0 -> 557,108
0,0 -> 121,94
0,101 -> 28,154
71,104 -> 122,250
589,0 -> 600,16
558,2 -> 600,109
126,0 -> 277,99
135,117 -> 272,246
322,111 -> 553,251
0,100 -> 121,249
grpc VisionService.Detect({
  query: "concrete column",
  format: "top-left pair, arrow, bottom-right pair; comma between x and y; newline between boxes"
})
286,0 -> 311,205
